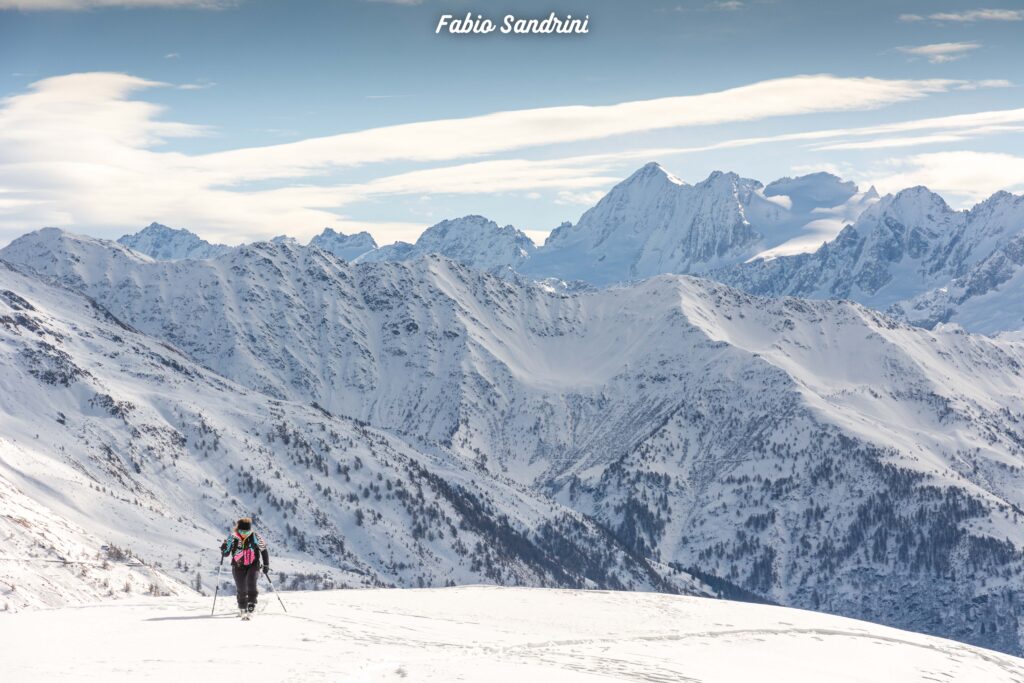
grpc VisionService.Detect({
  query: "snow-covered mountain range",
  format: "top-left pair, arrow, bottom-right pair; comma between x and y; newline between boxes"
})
113,163 -> 1024,334
719,187 -> 1024,316
4,227 -> 1024,655
0,253 -> 701,613
888,194 -> 1024,334
523,164 -> 876,284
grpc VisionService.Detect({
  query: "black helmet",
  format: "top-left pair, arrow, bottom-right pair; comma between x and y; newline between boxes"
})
236,517 -> 252,532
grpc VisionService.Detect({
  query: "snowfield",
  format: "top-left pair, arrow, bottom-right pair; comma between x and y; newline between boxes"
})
1,586 -> 1022,682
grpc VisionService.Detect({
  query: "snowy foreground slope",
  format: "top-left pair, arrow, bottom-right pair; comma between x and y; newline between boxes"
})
2,586 -> 1022,683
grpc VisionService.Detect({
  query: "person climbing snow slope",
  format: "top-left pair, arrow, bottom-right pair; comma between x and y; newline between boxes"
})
220,517 -> 270,619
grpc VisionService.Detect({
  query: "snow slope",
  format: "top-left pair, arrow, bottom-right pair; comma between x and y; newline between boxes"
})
5,229 -> 1024,654
1,586 -> 1022,682
0,458 -> 188,610
0,257 -> 697,611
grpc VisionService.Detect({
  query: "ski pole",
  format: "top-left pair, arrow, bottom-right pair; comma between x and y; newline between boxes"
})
263,568 -> 288,613
210,552 -> 225,616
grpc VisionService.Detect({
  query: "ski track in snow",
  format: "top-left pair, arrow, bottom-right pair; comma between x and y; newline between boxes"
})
1,587 -> 1023,682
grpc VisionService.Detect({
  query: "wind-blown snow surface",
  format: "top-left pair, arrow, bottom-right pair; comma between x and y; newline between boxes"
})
0,257 -> 696,612
2,587 -> 1022,682
5,229 -> 1024,654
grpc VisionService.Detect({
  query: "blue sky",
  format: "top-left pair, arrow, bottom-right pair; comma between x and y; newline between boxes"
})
0,0 -> 1022,245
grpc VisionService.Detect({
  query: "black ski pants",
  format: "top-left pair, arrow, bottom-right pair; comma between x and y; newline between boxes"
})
232,564 -> 260,608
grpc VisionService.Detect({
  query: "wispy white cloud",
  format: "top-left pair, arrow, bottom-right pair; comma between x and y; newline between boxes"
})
0,73 -> 206,153
0,71 -> 999,244
809,125 -> 1024,151
896,42 -> 981,64
662,1 -> 746,13
0,0 -> 235,9
178,80 -> 216,90
191,74 -> 958,184
555,190 -> 609,206
163,52 -> 180,59
594,105 -> 1024,160
956,79 -> 1013,90
869,151 -> 1024,204
900,8 -> 1024,22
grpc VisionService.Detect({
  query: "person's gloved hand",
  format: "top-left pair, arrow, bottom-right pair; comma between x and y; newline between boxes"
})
219,540 -> 227,554
262,566 -> 271,575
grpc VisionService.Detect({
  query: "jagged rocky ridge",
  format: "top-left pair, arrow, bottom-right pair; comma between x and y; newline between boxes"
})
4,228 -> 1024,654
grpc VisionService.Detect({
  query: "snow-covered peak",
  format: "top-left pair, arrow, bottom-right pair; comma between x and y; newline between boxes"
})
418,215 -> 535,257
525,164 -> 798,283
847,187 -> 959,261
117,222 -> 231,261
868,186 -> 953,223
520,162 -> 885,286
360,215 -> 536,271
5,228 -> 152,284
965,190 -> 1024,238
308,227 -> 378,262
699,168 -> 758,189
618,160 -> 687,189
